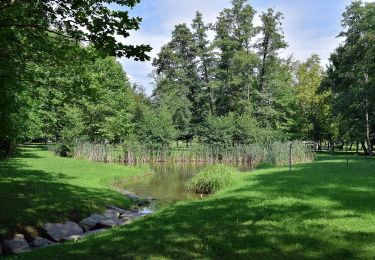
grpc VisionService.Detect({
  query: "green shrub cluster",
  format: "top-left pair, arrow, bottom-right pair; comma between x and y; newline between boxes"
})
186,164 -> 239,194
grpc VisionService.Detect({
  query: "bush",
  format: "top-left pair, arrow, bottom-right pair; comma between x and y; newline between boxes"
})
48,143 -> 71,157
186,164 -> 239,194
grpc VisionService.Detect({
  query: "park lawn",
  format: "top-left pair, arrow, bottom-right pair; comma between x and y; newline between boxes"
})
15,151 -> 375,259
0,145 -> 145,240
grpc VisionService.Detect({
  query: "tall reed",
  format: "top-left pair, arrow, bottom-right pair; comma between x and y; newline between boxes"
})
72,141 -> 314,167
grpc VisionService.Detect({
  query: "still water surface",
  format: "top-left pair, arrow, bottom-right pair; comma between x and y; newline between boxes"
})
123,163 -> 252,211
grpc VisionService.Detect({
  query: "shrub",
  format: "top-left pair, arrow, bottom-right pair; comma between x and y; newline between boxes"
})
186,164 -> 239,194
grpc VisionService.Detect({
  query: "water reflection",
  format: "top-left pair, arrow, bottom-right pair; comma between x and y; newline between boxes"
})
123,162 -> 252,211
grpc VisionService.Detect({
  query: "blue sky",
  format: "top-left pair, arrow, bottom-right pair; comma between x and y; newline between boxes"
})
117,0 -> 373,95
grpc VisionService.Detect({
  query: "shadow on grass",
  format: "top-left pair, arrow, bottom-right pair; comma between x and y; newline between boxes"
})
20,154 -> 375,259
0,150 -> 128,241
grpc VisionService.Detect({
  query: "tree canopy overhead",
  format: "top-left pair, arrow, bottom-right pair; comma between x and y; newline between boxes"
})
0,0 -> 151,59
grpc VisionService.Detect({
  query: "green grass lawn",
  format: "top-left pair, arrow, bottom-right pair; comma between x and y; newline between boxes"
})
0,145 -> 145,240
9,149 -> 375,259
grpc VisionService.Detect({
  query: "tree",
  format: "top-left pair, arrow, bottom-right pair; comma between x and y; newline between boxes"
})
213,0 -> 257,114
83,57 -> 136,142
153,24 -> 198,142
326,1 -> 375,155
202,113 -> 236,147
192,11 -> 216,115
136,103 -> 177,148
0,0 -> 151,59
257,8 -> 288,92
234,111 -> 259,144
0,0 -> 151,154
292,54 -> 332,143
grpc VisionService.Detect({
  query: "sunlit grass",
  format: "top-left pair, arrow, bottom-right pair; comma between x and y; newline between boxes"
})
0,145 -> 145,239
16,151 -> 375,259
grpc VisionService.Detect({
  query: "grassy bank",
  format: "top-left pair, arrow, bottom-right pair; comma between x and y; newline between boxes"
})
15,151 -> 375,259
0,145 -> 145,240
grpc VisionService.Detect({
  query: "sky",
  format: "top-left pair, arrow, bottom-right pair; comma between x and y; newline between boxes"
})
116,0 -> 374,95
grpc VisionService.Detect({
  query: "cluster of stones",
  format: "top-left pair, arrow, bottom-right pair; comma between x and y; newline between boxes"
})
0,205 -> 150,255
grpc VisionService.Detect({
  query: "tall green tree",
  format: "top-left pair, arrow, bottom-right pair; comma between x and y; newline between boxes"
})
326,0 -> 375,155
213,0 -> 257,114
192,11 -> 216,115
256,8 -> 288,92
0,0 -> 150,154
153,24 -> 198,142
292,55 -> 333,143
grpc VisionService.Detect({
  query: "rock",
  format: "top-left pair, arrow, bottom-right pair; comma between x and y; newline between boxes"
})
125,194 -> 152,207
107,205 -> 129,214
125,193 -> 141,200
79,214 -> 106,231
119,211 -> 148,220
30,237 -> 54,248
102,209 -> 120,219
3,234 -> 30,254
0,244 -> 3,255
98,219 -> 119,228
18,225 -> 38,242
64,229 -> 107,241
63,234 -> 84,242
98,218 -> 126,228
43,221 -> 83,242
84,229 -> 107,236
117,189 -> 133,196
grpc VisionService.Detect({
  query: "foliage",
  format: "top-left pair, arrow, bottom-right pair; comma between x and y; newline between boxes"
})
325,1 -> 375,155
151,0 -> 319,146
202,113 -> 236,146
136,103 -> 177,148
36,55 -> 139,155
186,164 -> 239,194
0,0 -> 151,59
292,54 -> 334,142
0,0 -> 150,155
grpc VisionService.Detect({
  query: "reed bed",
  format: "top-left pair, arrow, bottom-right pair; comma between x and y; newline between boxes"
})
71,141 -> 315,167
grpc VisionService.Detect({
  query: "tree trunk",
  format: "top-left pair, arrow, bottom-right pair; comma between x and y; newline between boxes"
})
259,36 -> 269,92
364,73 -> 373,155
0,139 -> 12,157
365,106 -> 372,155
203,57 -> 214,114
361,141 -> 368,155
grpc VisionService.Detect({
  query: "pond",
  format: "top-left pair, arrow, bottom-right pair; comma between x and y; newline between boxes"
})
123,163 -> 253,211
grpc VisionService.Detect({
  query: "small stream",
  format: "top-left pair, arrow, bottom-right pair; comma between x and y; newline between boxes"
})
123,163 -> 253,211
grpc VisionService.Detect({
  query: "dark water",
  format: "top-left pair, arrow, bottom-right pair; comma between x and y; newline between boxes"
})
123,163 -> 253,211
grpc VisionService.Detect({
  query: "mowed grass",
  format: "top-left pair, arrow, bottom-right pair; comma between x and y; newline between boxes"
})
0,145 -> 145,240
15,151 -> 375,259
